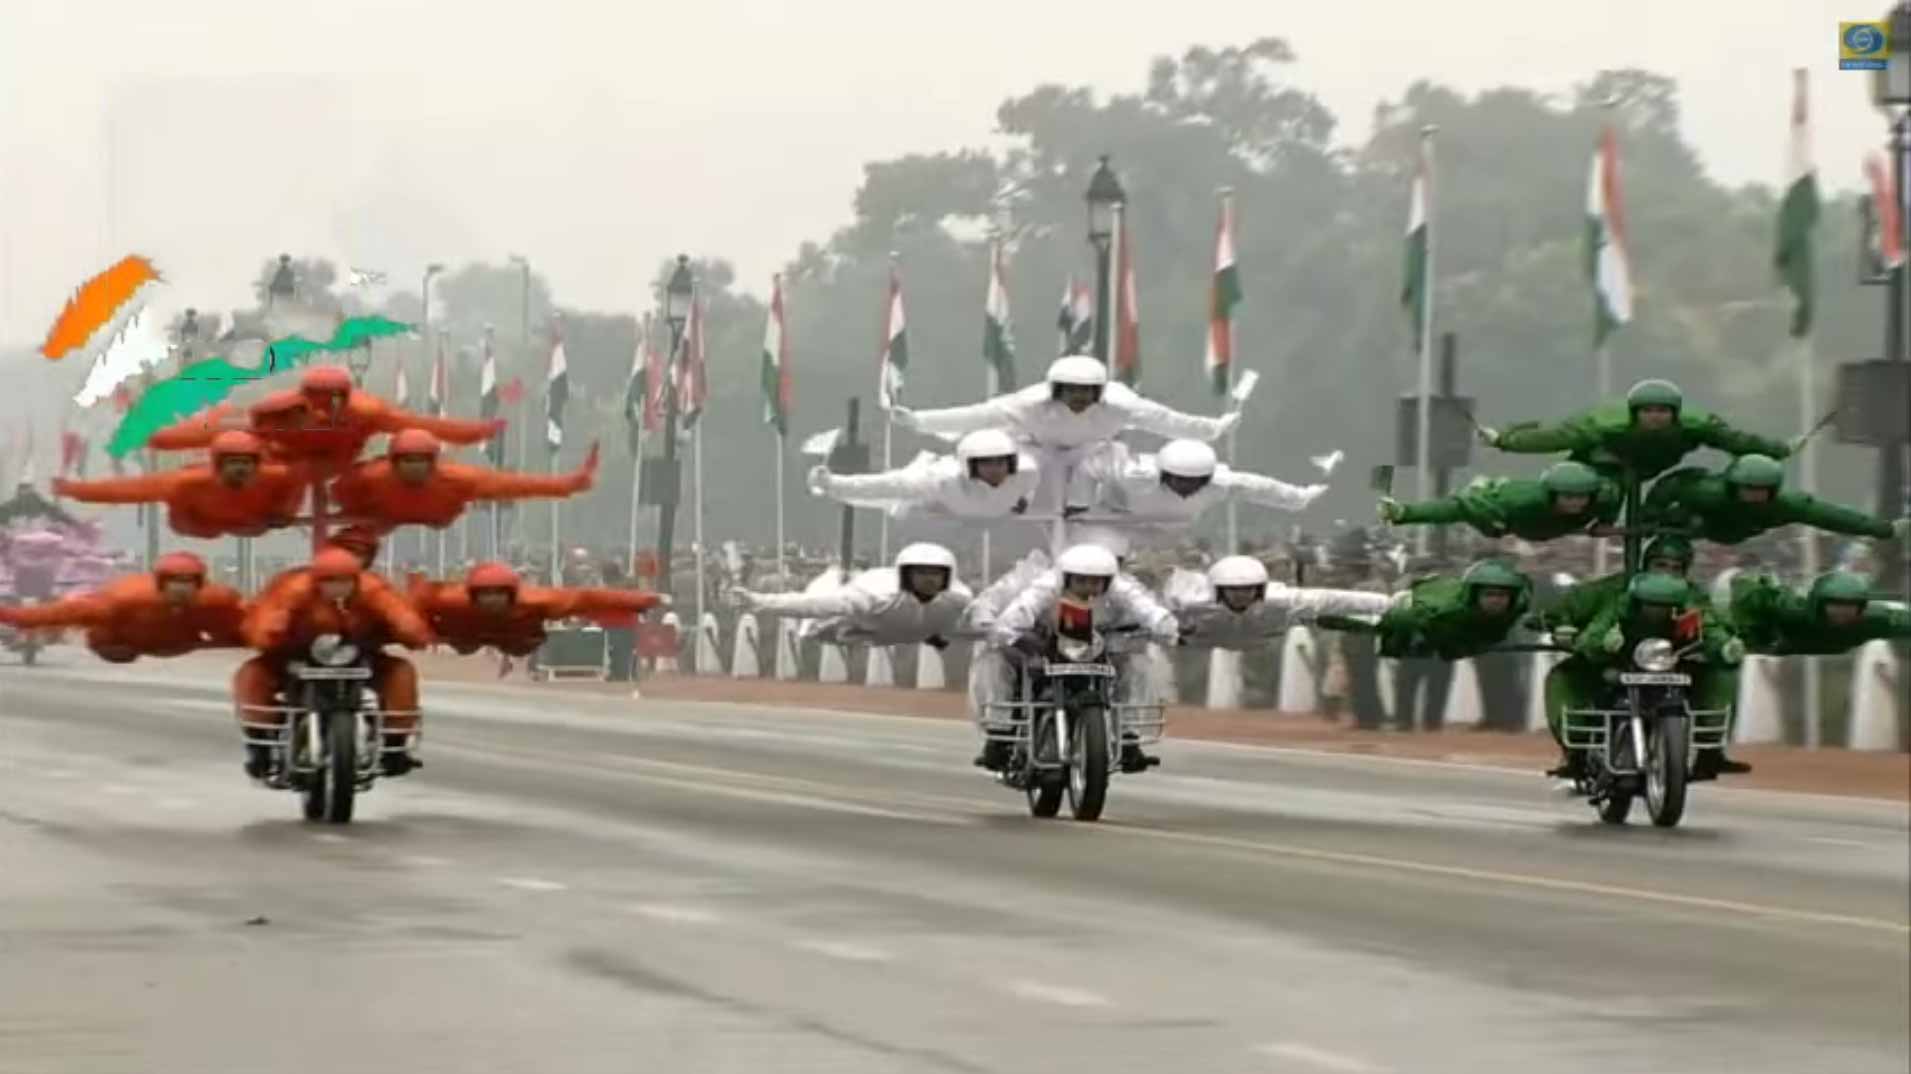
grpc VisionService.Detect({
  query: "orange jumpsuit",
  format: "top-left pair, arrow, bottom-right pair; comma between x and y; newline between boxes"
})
53,463 -> 310,539
0,575 -> 246,662
331,447 -> 598,532
150,389 -> 501,473
410,580 -> 663,656
235,568 -> 432,732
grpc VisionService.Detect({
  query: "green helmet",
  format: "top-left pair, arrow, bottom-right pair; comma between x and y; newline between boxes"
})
1642,534 -> 1695,569
1807,570 -> 1872,615
1626,379 -> 1684,414
1461,560 -> 1528,610
1627,572 -> 1691,607
1723,454 -> 1784,490
1540,461 -> 1603,497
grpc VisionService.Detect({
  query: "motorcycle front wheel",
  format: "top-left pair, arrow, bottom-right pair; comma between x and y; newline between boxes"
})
1645,715 -> 1688,828
1066,705 -> 1109,822
301,713 -> 357,824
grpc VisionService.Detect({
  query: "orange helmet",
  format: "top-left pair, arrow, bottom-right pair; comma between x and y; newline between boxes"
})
467,561 -> 522,593
325,525 -> 382,565
311,548 -> 361,580
210,430 -> 264,459
301,366 -> 353,398
154,552 -> 207,581
388,429 -> 442,458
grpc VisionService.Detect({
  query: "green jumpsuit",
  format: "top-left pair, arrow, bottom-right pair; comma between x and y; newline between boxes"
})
1728,574 -> 1911,655
1543,586 -> 1741,746
1641,468 -> 1898,545
1320,573 -> 1532,661
1388,475 -> 1622,541
1490,405 -> 1790,482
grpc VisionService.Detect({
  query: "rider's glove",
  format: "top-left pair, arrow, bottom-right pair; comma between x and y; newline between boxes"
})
1389,590 -> 1413,611
1377,497 -> 1402,524
925,634 -> 950,651
1892,518 -> 1910,540
1601,627 -> 1625,654
806,464 -> 832,494
723,587 -> 757,610
1475,425 -> 1501,447
1719,638 -> 1746,666
888,404 -> 919,429
1009,634 -> 1045,663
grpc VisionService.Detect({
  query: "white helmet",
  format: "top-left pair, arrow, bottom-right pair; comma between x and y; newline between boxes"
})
1207,555 -> 1269,589
1046,355 -> 1109,388
955,429 -> 1019,478
895,542 -> 957,572
1157,440 -> 1218,480
1055,543 -> 1118,580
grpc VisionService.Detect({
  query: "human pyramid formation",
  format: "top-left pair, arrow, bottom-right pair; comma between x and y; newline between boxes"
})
731,360 -> 1909,779
0,366 -> 660,779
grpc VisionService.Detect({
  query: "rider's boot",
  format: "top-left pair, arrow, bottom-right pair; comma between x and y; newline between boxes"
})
1119,734 -> 1159,773
243,743 -> 272,781
1546,751 -> 1585,781
1714,753 -> 1753,775
973,733 -> 1011,772
380,734 -> 420,777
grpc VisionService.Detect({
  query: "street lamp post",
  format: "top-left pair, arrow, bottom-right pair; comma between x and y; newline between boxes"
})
421,262 -> 445,574
1084,156 -> 1124,363
267,254 -> 295,307
1868,2 -> 1911,592
655,255 -> 695,603
507,254 -> 531,557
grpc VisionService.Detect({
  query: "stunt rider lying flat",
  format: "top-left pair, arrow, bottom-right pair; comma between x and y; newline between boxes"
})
729,543 -> 971,648
808,428 -> 1039,520
0,551 -> 244,663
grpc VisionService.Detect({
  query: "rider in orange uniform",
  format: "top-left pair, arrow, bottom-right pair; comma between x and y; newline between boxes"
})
234,547 -> 433,779
409,562 -> 664,657
0,552 -> 245,662
331,430 -> 599,532
150,366 -> 503,474
53,431 -> 310,538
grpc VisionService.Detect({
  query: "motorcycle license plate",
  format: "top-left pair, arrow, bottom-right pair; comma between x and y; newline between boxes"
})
296,666 -> 373,681
1045,663 -> 1115,677
1619,672 -> 1689,686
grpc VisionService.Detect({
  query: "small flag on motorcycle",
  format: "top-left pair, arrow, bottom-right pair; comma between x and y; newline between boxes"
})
1057,598 -> 1095,641
1673,609 -> 1702,643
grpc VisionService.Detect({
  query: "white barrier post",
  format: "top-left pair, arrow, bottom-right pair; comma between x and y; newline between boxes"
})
1147,643 -> 1179,705
1276,626 -> 1319,713
1206,649 -> 1243,709
1443,658 -> 1483,728
1376,657 -> 1399,724
774,619 -> 800,681
1848,640 -> 1902,750
1732,655 -> 1785,745
818,643 -> 849,683
657,611 -> 681,673
696,612 -> 723,677
865,645 -> 895,687
730,613 -> 761,678
917,643 -> 946,690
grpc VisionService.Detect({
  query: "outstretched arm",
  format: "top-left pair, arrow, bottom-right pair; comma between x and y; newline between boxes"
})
1689,412 -> 1792,460
541,588 -> 665,623
241,576 -> 310,650
1778,492 -> 1897,540
361,578 -> 435,648
1218,468 -> 1324,512
1109,386 -> 1237,442
811,463 -> 949,507
53,471 -> 186,505
741,588 -> 866,618
195,589 -> 251,648
449,446 -> 598,501
1271,586 -> 1394,622
1491,417 -> 1583,455
367,400 -> 504,445
147,405 -> 241,451
1865,605 -> 1911,641
894,395 -> 1022,439
0,593 -> 110,629
1109,575 -> 1179,643
1389,495 -> 1469,526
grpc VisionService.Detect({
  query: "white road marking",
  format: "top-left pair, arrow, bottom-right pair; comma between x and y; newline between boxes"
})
312,833 -> 350,844
1005,981 -> 1110,1008
1805,836 -> 1874,848
628,903 -> 719,924
399,855 -> 451,867
156,798 -> 195,811
1256,1042 -> 1387,1073
101,783 -> 133,795
497,877 -> 568,892
790,939 -> 892,963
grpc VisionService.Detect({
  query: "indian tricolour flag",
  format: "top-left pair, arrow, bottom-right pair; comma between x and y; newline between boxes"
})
762,275 -> 791,435
878,263 -> 907,408
1401,148 -> 1429,353
984,241 -> 1016,393
1206,191 -> 1241,395
1775,69 -> 1820,339
1585,126 -> 1633,347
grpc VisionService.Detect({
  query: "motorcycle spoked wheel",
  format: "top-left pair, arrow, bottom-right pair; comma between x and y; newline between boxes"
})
1594,727 -> 1636,825
1024,710 -> 1064,818
300,714 -> 358,824
1065,706 -> 1110,822
1644,715 -> 1688,828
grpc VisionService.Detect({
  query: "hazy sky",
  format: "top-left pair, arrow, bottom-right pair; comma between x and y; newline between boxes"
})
0,0 -> 1890,344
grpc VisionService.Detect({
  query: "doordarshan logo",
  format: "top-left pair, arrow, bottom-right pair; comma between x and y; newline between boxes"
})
1842,21 -> 1889,70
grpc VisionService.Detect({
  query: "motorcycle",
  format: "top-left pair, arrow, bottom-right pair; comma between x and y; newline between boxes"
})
237,634 -> 419,824
1,597 -> 44,666
983,600 -> 1166,821
1554,632 -> 1732,828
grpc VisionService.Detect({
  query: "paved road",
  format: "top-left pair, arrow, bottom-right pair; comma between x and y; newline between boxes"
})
2,647 -> 1906,1074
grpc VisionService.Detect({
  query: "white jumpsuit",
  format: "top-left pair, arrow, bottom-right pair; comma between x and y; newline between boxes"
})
741,567 -> 973,647
811,451 -> 1040,521
1161,567 -> 1394,651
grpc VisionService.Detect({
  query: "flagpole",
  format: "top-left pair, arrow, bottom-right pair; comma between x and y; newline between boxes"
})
1221,188 -> 1242,555
628,429 -> 645,580
694,419 -> 707,672
1414,127 -> 1438,561
775,438 -> 787,581
1798,331 -> 1822,747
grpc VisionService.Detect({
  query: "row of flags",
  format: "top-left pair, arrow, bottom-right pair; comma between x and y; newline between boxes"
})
1401,69 -> 1850,354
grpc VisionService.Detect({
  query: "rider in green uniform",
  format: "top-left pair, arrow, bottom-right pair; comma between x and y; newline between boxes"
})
1728,570 -> 1911,654
1479,379 -> 1794,482
1317,559 -> 1532,660
1543,573 -> 1745,779
1379,461 -> 1620,541
1641,454 -> 1906,545
1533,534 -> 1706,634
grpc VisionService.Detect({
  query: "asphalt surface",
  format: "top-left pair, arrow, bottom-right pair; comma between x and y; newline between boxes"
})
1,646 -> 1906,1074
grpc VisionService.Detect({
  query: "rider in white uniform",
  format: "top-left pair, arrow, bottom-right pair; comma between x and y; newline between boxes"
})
1168,555 -> 1399,650
808,429 -> 1038,520
729,543 -> 971,648
1069,439 -> 1325,541
972,544 -> 1178,772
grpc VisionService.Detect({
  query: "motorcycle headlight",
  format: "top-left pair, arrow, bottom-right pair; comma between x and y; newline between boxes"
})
310,634 -> 359,667
1632,638 -> 1676,673
1057,634 -> 1104,662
